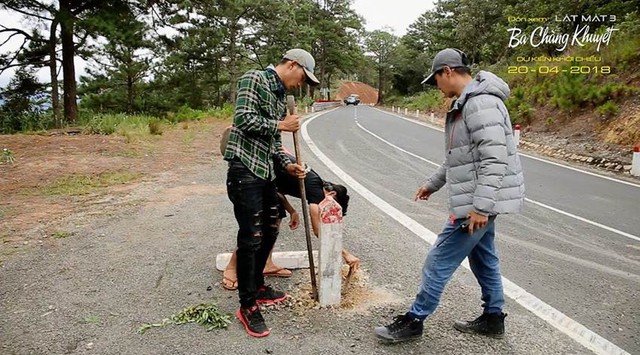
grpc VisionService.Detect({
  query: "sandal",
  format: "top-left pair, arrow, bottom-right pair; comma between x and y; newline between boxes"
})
263,267 -> 292,278
222,276 -> 238,291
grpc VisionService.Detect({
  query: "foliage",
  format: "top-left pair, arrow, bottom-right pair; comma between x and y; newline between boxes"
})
138,302 -> 231,334
0,68 -> 52,133
1,0 -> 639,133
596,101 -> 619,119
1,148 -> 16,165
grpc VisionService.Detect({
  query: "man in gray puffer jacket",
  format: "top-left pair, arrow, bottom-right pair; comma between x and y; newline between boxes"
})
376,48 -> 525,343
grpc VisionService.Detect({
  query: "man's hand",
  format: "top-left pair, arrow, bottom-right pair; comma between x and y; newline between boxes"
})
285,163 -> 306,179
414,186 -> 432,201
467,211 -> 488,235
289,211 -> 300,230
278,114 -> 301,132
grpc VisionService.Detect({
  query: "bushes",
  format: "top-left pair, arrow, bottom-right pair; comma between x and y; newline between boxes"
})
386,90 -> 443,111
505,87 -> 535,125
596,101 -> 619,119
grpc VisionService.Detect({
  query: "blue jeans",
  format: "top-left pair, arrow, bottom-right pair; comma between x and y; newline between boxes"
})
226,159 -> 280,308
408,216 -> 504,320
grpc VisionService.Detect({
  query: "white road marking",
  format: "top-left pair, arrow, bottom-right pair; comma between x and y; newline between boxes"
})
301,110 -> 630,355
369,106 -> 640,189
357,108 -> 640,242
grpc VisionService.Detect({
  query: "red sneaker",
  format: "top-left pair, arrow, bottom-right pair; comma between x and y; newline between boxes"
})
236,305 -> 270,337
256,285 -> 288,305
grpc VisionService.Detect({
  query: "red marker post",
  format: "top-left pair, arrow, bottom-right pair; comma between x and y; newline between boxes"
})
514,124 -> 521,147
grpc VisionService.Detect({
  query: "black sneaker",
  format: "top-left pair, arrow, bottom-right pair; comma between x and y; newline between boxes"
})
375,313 -> 424,343
237,305 -> 270,337
256,285 -> 288,305
453,312 -> 507,339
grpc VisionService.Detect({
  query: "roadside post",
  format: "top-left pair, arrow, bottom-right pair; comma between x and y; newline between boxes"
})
317,195 -> 343,306
632,145 -> 640,177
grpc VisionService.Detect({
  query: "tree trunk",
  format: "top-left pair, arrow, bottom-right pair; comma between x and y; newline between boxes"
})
60,4 -> 77,123
377,66 -> 384,105
49,18 -> 62,128
127,76 -> 133,113
228,23 -> 238,104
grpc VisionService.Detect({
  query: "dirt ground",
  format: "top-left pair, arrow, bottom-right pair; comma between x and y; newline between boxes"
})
0,120 -> 226,248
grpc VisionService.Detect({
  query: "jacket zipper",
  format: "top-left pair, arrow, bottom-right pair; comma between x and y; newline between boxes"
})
448,112 -> 461,154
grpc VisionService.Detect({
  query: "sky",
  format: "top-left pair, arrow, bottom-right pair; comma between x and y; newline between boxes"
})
352,0 -> 435,36
0,1 -> 435,87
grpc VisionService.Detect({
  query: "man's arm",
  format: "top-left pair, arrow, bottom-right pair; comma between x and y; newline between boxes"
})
278,192 -> 296,214
309,203 -> 320,237
274,137 -> 292,171
424,160 -> 447,193
467,99 -> 509,215
278,193 -> 300,230
234,71 -> 279,136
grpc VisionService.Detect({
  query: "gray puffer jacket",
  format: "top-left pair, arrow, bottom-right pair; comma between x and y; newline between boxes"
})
425,71 -> 525,218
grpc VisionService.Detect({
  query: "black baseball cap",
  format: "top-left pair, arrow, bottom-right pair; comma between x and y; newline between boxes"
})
421,48 -> 469,86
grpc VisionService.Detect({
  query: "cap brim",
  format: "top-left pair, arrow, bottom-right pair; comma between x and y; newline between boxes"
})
303,68 -> 320,86
421,72 -> 437,86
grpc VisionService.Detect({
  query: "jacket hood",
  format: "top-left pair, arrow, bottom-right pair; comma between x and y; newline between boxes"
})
452,71 -> 510,110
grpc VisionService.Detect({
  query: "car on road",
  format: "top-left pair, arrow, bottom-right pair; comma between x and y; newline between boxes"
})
344,94 -> 360,106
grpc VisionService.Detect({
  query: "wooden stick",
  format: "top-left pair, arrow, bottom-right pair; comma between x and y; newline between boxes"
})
286,95 -> 318,301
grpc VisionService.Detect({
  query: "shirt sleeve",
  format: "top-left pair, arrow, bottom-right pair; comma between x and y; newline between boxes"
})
234,71 -> 279,136
274,135 -> 292,171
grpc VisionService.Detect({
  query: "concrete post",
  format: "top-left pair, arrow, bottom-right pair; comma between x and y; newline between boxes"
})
416,109 -> 420,117
632,146 -> 640,177
430,111 -> 435,123
318,195 -> 343,306
404,108 -> 408,115
514,124 -> 521,147
305,106 -> 308,113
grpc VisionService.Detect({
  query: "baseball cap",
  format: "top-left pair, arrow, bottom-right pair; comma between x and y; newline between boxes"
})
283,48 -> 320,86
421,48 -> 469,86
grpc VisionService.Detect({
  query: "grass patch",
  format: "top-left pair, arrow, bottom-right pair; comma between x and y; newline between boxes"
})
182,130 -> 195,146
52,230 -> 72,239
38,171 -> 141,196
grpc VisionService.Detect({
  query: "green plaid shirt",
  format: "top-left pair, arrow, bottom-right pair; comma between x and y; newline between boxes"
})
223,67 -> 291,180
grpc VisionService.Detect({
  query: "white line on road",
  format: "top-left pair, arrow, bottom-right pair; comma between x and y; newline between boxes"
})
302,110 -> 630,355
357,109 -> 640,243
370,106 -> 640,189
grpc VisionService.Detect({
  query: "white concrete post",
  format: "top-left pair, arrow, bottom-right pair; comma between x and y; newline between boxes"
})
514,124 -> 521,147
404,108 -> 408,115
430,111 -> 435,123
391,106 -> 394,112
318,195 -> 343,306
311,106 -> 315,113
416,109 -> 420,117
305,106 -> 308,114
632,145 -> 640,177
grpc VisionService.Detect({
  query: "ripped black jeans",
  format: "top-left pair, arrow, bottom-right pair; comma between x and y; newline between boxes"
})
226,159 -> 280,308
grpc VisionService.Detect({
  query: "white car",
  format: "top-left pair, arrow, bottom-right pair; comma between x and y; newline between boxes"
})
344,94 -> 360,106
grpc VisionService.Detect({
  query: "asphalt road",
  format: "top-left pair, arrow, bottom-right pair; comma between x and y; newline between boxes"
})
300,105 -> 640,354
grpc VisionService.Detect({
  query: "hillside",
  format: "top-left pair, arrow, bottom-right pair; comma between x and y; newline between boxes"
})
336,81 -> 378,105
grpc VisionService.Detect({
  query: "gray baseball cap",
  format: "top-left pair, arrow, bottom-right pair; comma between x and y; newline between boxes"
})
283,48 -> 320,86
421,48 -> 469,86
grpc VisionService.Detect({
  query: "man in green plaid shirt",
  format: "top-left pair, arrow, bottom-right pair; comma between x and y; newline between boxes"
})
224,48 -> 320,338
